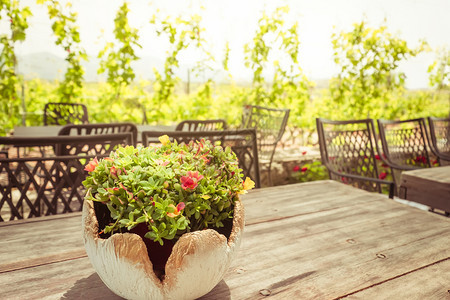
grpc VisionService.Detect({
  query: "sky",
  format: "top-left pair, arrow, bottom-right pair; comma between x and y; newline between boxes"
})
3,0 -> 450,89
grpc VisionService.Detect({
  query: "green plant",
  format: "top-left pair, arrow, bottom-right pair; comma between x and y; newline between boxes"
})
243,6 -> 311,128
0,0 -> 31,135
39,0 -> 87,102
148,13 -> 208,124
329,20 -> 426,120
82,136 -> 254,245
292,160 -> 329,182
97,1 -> 141,121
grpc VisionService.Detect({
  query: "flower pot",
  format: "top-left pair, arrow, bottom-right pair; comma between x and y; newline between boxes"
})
82,197 -> 245,300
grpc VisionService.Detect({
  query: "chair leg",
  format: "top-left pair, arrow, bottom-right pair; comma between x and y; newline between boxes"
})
267,165 -> 273,186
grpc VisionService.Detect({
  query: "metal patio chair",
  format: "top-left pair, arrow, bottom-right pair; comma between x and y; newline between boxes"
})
43,102 -> 89,126
58,122 -> 138,147
377,118 -> 433,190
0,133 -> 132,221
241,105 -> 290,186
427,116 -> 450,165
316,118 -> 395,198
142,129 -> 261,188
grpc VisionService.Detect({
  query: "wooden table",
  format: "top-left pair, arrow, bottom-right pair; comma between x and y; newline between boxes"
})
13,124 -> 175,142
399,166 -> 450,214
1,180 -> 449,299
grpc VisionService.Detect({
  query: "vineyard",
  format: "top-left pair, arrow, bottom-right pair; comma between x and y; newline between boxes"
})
1,2 -> 449,141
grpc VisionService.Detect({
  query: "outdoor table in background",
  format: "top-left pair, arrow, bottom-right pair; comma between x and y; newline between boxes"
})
399,165 -> 450,215
0,180 -> 449,299
12,124 -> 176,143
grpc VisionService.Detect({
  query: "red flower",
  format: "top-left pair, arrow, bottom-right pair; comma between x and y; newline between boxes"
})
110,165 -> 118,178
301,167 -> 308,173
84,157 -> 98,172
375,155 -> 381,160
301,151 -> 307,155
379,172 -> 387,180
293,165 -> 300,172
167,202 -> 186,217
180,171 -> 204,190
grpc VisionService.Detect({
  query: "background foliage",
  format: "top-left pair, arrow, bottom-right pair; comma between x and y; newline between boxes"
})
0,3 -> 448,140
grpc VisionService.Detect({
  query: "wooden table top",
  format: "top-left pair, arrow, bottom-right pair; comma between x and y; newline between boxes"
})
401,165 -> 450,184
1,180 -> 449,299
399,165 -> 450,214
12,124 -> 175,139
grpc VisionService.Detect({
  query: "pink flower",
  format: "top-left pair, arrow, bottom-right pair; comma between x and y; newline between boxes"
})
301,167 -> 308,173
84,157 -> 98,172
379,172 -> 387,180
110,165 -> 118,177
155,159 -> 169,166
293,165 -> 300,172
180,171 -> 204,190
167,202 -> 186,217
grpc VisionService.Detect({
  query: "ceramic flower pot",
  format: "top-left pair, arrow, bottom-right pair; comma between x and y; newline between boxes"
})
82,197 -> 245,300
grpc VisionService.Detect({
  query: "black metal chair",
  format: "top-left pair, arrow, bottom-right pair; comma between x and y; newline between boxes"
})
175,119 -> 228,131
142,129 -> 261,188
427,116 -> 450,165
43,102 -> 89,126
0,134 -> 132,221
241,105 -> 290,186
316,118 -> 395,198
58,122 -> 138,147
377,118 -> 433,190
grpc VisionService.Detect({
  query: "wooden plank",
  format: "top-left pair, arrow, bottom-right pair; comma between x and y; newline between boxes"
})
242,180 -> 388,225
345,259 -> 450,299
400,166 -> 450,212
0,257 -> 121,300
0,213 -> 85,272
200,197 -> 450,299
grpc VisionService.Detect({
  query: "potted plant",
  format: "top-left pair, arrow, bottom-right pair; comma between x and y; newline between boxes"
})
81,135 -> 254,300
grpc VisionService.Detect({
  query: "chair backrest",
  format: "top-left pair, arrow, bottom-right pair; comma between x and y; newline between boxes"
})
0,134 -> 133,221
316,118 -> 389,193
142,129 -> 261,188
377,118 -> 432,169
175,119 -> 228,131
44,102 -> 89,126
58,122 -> 138,146
241,105 -> 290,164
0,154 -> 96,221
428,116 -> 450,164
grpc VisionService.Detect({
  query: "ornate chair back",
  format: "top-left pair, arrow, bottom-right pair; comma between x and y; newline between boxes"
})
142,129 -> 261,188
427,116 -> 450,165
377,118 -> 432,185
0,134 -> 132,221
175,119 -> 228,131
58,122 -> 138,147
241,105 -> 290,185
316,118 -> 393,196
43,102 -> 89,125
